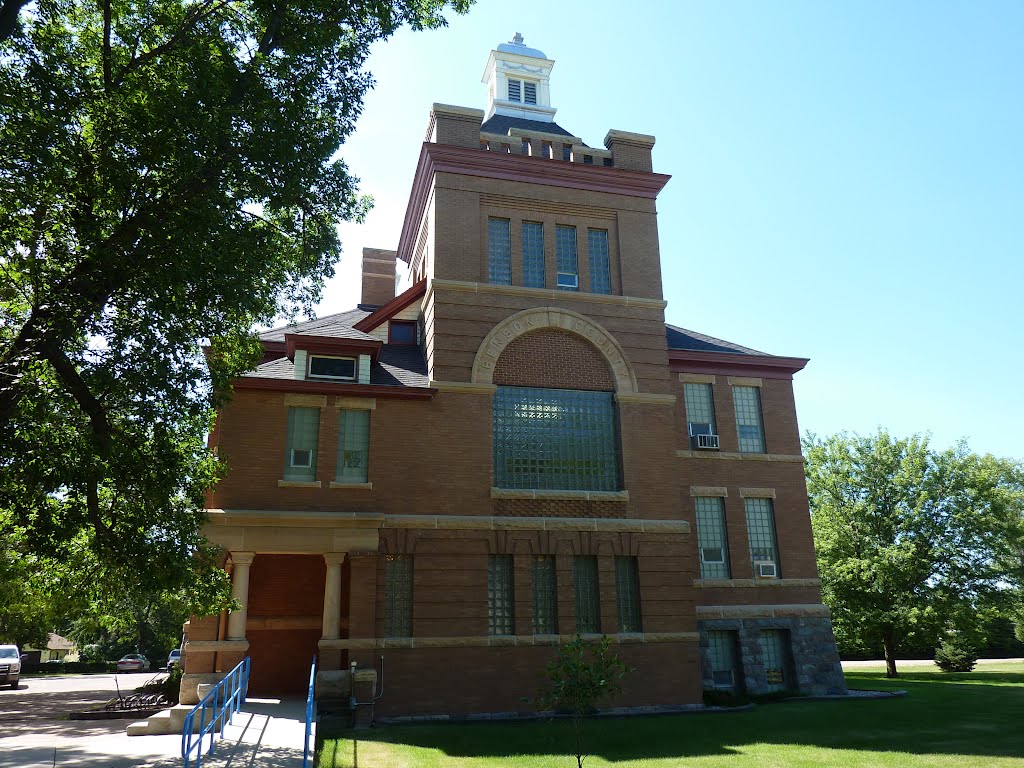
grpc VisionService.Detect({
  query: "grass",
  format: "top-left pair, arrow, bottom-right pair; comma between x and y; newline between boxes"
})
318,663 -> 1024,767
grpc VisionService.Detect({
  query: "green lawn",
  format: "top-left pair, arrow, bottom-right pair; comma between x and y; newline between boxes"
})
319,663 -> 1024,768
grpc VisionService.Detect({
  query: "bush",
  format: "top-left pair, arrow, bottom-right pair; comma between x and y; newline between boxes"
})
935,638 -> 978,673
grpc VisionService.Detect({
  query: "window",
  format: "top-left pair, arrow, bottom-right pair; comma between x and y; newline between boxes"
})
389,320 -> 416,345
555,225 -> 578,291
488,218 -> 511,285
308,356 -> 355,380
493,387 -> 621,491
507,78 -> 537,105
745,498 -> 779,576
335,409 -> 370,484
532,556 -> 558,634
684,383 -> 718,448
759,629 -> 791,692
574,556 -> 600,633
615,556 -> 642,632
562,145 -> 572,162
733,385 -> 765,453
522,222 -> 545,288
284,407 -> 319,481
695,497 -> 731,579
384,555 -> 413,637
706,630 -> 742,690
588,229 -> 611,294
488,555 -> 515,635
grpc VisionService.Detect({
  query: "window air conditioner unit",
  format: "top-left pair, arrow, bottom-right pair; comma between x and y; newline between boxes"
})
755,561 -> 777,579
695,433 -> 720,450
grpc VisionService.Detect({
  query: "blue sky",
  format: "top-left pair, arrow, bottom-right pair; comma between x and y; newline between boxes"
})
319,1 -> 1024,460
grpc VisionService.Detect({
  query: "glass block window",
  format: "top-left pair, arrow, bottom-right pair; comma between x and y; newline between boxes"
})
615,556 -> 642,632
760,629 -> 791,692
522,222 -> 545,288
493,387 -> 621,491
488,555 -> 515,635
706,630 -> 741,690
588,229 -> 611,294
384,555 -> 413,637
745,498 -> 780,576
733,385 -> 765,453
283,407 -> 319,481
488,218 -> 511,285
574,556 -> 600,633
556,225 -> 578,291
335,409 -> 370,484
684,383 -> 717,444
532,556 -> 558,634
695,497 -> 731,579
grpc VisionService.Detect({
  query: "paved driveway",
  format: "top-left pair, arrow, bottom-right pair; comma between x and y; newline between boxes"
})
0,673 -> 182,767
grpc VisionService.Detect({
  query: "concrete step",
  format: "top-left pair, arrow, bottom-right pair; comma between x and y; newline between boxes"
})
127,704 -> 221,736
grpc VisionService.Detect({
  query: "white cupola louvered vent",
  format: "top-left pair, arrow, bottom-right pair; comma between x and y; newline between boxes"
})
508,79 -> 521,102
482,33 -> 556,122
523,81 -> 537,104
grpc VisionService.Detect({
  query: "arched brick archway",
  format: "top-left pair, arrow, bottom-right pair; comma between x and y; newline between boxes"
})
471,307 -> 638,393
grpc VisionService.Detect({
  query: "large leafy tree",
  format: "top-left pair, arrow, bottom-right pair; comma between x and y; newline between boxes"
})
0,0 -> 470,622
805,431 -> 1023,677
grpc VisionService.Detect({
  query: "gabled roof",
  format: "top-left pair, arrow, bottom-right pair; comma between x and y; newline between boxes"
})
260,308 -> 374,343
665,324 -> 766,355
480,115 -> 577,139
353,279 -> 427,333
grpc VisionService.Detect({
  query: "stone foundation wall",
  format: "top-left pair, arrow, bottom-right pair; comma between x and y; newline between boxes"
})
698,615 -> 846,696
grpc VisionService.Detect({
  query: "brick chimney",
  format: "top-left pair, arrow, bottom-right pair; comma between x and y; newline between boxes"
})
361,248 -> 397,307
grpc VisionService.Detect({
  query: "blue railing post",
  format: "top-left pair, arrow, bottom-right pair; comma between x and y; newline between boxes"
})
182,657 -> 251,768
303,656 -> 317,768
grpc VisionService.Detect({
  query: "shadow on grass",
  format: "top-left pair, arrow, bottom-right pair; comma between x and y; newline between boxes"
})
319,669 -> 1024,766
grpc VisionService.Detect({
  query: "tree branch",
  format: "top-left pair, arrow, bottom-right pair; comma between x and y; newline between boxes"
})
0,0 -> 30,44
102,0 -> 112,91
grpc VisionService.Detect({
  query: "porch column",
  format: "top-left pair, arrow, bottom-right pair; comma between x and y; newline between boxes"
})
322,552 -> 346,640
226,551 -> 256,640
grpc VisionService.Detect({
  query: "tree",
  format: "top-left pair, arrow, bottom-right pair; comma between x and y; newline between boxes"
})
0,0 -> 470,612
536,635 -> 630,768
804,431 -> 1022,678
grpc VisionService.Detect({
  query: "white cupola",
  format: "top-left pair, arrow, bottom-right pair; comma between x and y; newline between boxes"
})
481,33 -> 556,123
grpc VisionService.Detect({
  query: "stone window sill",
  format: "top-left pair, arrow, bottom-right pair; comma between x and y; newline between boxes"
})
329,482 -> 373,490
277,480 -> 322,488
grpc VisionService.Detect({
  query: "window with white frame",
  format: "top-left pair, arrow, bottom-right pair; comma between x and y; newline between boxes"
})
745,497 -> 780,577
308,355 -> 355,381
284,406 -> 319,481
684,382 -> 718,448
335,409 -> 370,483
733,385 -> 765,453
695,497 -> 731,579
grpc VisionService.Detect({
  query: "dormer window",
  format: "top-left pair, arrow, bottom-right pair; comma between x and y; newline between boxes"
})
308,355 -> 356,380
389,321 -> 417,345
507,78 -> 537,105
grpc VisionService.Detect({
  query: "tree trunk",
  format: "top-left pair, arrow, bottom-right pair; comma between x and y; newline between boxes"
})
883,633 -> 899,678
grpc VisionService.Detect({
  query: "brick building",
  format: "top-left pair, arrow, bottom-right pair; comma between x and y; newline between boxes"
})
181,34 -> 846,715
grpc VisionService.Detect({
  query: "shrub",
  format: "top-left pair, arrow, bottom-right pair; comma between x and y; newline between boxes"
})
935,638 -> 978,673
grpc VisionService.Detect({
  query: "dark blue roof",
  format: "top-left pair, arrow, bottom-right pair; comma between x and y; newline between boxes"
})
665,324 -> 765,355
480,115 -> 576,139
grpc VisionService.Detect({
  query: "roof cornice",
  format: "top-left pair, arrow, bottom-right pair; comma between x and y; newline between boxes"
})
233,378 -> 436,400
353,279 -> 427,333
284,333 -> 382,362
667,349 -> 809,379
396,143 -> 672,263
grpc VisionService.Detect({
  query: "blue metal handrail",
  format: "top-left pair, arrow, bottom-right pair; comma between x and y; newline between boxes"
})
303,656 -> 317,768
181,657 -> 250,768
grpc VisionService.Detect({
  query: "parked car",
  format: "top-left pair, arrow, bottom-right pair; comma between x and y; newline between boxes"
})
166,649 -> 181,669
0,645 -> 21,689
116,654 -> 149,673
